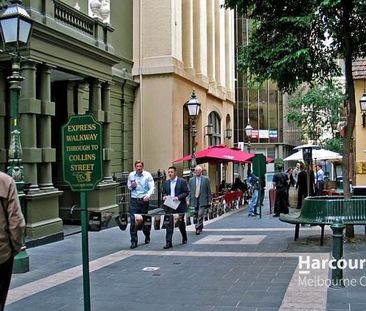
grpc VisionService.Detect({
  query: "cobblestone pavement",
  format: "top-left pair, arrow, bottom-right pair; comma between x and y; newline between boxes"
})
5,198 -> 366,311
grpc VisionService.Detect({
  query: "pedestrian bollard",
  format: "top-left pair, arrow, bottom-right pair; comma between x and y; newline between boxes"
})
330,218 -> 345,288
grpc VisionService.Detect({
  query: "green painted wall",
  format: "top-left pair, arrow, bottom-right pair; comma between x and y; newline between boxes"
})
0,0 -> 138,243
110,1 -> 134,71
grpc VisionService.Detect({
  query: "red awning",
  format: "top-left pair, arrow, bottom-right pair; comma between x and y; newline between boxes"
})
266,156 -> 274,163
173,145 -> 255,164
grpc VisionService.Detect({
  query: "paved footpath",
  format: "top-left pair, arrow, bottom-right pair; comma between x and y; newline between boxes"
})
5,198 -> 366,311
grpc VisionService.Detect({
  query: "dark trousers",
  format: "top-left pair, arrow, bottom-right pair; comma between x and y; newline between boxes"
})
297,189 -> 307,209
129,198 -> 150,243
165,208 -> 187,243
316,181 -> 324,196
0,256 -> 14,311
195,203 -> 207,231
274,188 -> 288,215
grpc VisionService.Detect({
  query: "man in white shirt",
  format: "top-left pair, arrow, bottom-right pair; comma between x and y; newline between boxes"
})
127,160 -> 155,249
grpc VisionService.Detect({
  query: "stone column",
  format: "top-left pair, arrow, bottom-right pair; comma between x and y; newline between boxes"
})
207,0 -> 216,85
77,81 -> 88,115
67,81 -> 76,118
19,61 -> 41,191
215,0 -> 225,88
88,78 -> 104,121
225,10 -> 234,92
193,0 -> 207,79
38,65 -> 56,190
102,82 -> 113,181
182,0 -> 194,72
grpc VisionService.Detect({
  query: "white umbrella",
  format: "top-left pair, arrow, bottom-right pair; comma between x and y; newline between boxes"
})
283,148 -> 342,162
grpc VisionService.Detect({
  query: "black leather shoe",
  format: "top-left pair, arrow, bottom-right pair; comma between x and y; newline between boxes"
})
145,238 -> 150,244
163,242 -> 172,249
273,214 -> 280,217
130,242 -> 138,249
195,230 -> 200,235
182,239 -> 187,245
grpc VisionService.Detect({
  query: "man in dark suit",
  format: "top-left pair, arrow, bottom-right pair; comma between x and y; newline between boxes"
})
296,162 -> 307,209
162,166 -> 189,249
272,163 -> 289,217
189,165 -> 212,235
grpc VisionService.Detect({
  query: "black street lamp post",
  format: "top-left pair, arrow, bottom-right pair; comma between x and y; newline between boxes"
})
245,122 -> 253,175
245,122 -> 253,152
185,90 -> 201,175
0,0 -> 33,273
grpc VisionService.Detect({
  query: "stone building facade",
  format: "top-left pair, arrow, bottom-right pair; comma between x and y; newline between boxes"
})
132,0 -> 235,190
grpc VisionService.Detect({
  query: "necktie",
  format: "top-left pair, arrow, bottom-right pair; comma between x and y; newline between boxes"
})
195,178 -> 201,198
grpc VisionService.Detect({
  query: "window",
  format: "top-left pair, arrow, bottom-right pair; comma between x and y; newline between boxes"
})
208,112 -> 221,146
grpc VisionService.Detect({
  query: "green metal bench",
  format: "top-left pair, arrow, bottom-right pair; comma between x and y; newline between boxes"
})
279,196 -> 366,245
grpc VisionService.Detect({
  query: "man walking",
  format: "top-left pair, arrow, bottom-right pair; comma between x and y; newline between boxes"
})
296,163 -> 307,209
127,160 -> 155,249
189,165 -> 212,235
0,171 -> 25,311
162,166 -> 189,249
272,162 -> 289,217
247,173 -> 260,217
315,164 -> 325,196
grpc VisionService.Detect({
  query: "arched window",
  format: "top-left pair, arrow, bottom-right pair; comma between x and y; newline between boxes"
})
208,112 -> 221,146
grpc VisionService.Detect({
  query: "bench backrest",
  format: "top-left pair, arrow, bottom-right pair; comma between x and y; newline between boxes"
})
301,196 -> 366,224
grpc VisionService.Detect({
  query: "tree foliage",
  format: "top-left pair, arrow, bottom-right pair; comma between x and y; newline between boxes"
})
323,136 -> 343,154
224,0 -> 366,201
287,81 -> 345,144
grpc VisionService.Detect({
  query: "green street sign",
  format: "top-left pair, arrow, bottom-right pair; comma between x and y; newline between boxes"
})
62,115 -> 103,192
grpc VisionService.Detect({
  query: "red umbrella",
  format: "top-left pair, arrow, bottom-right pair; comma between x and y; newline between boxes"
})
173,145 -> 255,164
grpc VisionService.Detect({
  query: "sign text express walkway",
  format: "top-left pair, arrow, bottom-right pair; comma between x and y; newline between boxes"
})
62,115 -> 103,191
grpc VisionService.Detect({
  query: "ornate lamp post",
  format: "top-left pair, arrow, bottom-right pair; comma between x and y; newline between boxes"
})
0,0 -> 33,273
185,90 -> 201,175
0,0 -> 33,183
359,92 -> 366,128
245,121 -> 253,175
245,122 -> 253,152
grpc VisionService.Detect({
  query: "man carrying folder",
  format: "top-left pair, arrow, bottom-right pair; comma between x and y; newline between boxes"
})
162,166 -> 189,249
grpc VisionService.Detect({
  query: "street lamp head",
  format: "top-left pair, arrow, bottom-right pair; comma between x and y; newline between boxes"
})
225,128 -> 232,139
360,93 -> 366,112
0,1 -> 33,52
245,123 -> 253,137
185,90 -> 201,119
359,93 -> 366,128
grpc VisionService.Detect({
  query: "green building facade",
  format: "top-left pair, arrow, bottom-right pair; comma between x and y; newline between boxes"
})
0,0 -> 136,245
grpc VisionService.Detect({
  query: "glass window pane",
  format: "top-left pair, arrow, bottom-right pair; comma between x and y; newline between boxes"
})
1,19 -> 17,43
19,19 -> 31,44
